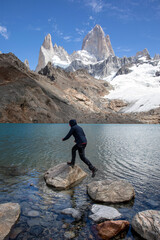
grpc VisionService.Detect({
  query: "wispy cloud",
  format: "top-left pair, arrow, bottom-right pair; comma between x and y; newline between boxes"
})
85,0 -> 104,13
0,25 -> 9,39
74,37 -> 82,42
75,28 -> 85,36
116,47 -> 132,53
29,25 -> 41,31
52,24 -> 63,37
63,36 -> 72,41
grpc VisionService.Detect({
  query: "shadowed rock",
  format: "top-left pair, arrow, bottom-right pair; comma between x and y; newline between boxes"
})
0,202 -> 21,240
97,220 -> 130,240
132,210 -> 160,240
87,179 -> 135,203
44,163 -> 87,190
61,208 -> 82,221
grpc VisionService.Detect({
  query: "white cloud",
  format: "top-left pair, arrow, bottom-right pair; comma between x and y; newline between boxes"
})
116,47 -> 132,53
85,0 -> 104,13
75,28 -> 85,35
0,26 -> 9,39
52,24 -> 63,36
63,36 -> 72,41
74,37 -> 82,42
89,16 -> 94,20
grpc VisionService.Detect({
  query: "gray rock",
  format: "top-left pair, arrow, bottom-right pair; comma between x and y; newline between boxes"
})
155,71 -> 160,77
27,218 -> 41,227
89,204 -> 121,222
29,225 -> 43,237
115,64 -> 132,76
44,163 -> 87,190
61,208 -> 82,221
87,179 -> 135,203
27,210 -> 40,217
64,231 -> 76,239
82,24 -> 114,61
132,210 -> 160,240
0,202 -> 21,240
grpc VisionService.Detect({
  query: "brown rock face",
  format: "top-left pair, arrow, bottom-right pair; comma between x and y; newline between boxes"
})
44,163 -> 87,190
97,220 -> 130,240
0,202 -> 21,240
82,25 -> 115,61
0,53 -> 143,124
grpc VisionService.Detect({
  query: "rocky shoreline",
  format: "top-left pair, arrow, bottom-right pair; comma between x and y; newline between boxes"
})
0,53 -> 159,124
1,164 -> 159,240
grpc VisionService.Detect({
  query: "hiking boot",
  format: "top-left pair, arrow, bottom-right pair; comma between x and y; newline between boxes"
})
91,168 -> 98,178
67,162 -> 74,168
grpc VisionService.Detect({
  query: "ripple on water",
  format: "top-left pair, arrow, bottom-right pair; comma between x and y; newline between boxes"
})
0,124 -> 160,239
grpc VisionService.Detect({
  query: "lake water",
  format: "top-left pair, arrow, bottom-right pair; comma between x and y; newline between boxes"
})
0,124 -> 160,240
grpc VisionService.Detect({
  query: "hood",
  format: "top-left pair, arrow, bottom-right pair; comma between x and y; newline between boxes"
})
69,119 -> 77,127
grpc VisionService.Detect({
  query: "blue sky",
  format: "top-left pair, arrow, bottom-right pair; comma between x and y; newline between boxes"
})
0,0 -> 160,70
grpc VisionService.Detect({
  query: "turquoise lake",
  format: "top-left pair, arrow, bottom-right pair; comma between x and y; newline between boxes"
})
0,124 -> 160,239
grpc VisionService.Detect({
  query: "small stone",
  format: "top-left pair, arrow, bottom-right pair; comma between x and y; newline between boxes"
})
64,231 -> 76,239
27,210 -> 40,217
61,208 -> 82,221
27,218 -> 41,227
29,225 -> 43,237
62,223 -> 69,229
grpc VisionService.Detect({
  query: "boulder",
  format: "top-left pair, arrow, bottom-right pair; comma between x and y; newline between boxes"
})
89,204 -> 121,222
132,210 -> 160,240
97,220 -> 130,240
44,163 -> 87,190
61,208 -> 82,221
87,179 -> 135,203
0,202 -> 21,240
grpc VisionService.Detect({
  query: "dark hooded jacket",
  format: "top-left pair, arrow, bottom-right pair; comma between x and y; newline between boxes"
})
63,119 -> 87,144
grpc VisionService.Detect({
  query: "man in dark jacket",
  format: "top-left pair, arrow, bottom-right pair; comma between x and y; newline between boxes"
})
62,119 -> 97,177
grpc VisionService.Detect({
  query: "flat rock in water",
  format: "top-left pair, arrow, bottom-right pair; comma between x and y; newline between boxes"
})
44,163 -> 87,190
89,204 -> 121,222
132,210 -> 160,240
97,220 -> 130,240
87,179 -> 135,203
0,202 -> 21,240
61,208 -> 82,221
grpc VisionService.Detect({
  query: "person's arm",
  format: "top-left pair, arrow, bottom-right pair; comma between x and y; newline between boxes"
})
62,128 -> 74,141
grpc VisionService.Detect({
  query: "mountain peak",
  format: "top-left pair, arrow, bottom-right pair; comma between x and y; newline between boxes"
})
42,33 -> 53,50
82,25 -> 114,61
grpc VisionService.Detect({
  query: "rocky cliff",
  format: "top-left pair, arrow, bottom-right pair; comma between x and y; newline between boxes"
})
82,25 -> 115,60
36,25 -> 115,74
1,52 -> 151,123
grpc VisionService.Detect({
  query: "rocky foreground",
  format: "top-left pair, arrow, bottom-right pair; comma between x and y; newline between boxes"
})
1,164 -> 160,240
0,53 -> 159,123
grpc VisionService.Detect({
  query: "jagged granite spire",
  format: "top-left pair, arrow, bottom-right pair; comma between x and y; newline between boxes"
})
82,24 -> 114,61
42,33 -> 53,50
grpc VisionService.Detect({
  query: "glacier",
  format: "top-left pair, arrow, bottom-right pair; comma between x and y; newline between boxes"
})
105,57 -> 160,113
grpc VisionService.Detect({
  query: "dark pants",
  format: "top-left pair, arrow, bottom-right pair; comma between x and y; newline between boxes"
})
71,143 -> 94,171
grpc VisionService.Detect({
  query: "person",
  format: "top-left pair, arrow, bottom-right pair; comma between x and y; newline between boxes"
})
62,119 -> 98,178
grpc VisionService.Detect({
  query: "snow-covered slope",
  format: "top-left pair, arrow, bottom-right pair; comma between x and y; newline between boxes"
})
105,57 -> 160,113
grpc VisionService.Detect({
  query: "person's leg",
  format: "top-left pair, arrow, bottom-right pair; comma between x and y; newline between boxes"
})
67,144 -> 78,167
78,144 -> 95,171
